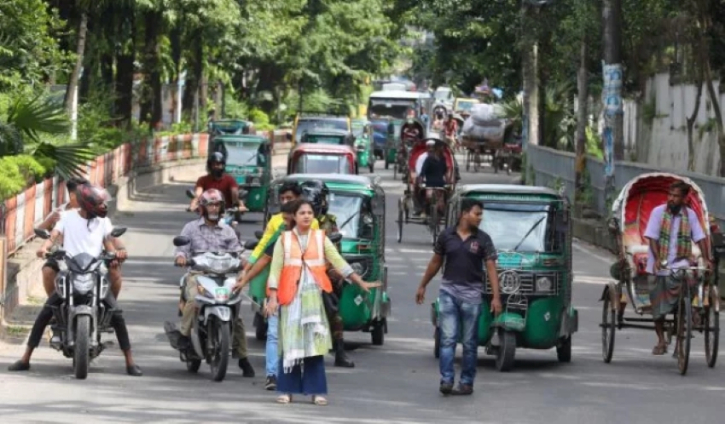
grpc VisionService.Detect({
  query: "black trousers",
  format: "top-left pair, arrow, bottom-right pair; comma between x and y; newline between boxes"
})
27,292 -> 131,351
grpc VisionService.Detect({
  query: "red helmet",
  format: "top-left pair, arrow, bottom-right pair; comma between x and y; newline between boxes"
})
199,188 -> 225,221
76,184 -> 111,219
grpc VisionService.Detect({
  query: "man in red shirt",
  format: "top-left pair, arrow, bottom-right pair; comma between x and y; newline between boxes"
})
189,152 -> 248,212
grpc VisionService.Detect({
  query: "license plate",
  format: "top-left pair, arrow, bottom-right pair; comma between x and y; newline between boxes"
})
215,287 -> 230,301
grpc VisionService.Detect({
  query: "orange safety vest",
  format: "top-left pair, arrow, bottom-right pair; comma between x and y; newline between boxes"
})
270,229 -> 333,305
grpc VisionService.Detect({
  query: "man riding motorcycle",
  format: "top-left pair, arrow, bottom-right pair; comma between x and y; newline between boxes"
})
189,152 -> 248,218
174,188 -> 255,377
7,184 -> 142,376
300,180 -> 355,368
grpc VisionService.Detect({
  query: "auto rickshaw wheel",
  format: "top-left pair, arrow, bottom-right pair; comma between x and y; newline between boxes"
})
556,336 -> 572,363
705,286 -> 719,368
676,294 -> 693,375
495,330 -> 516,372
371,320 -> 385,346
434,327 -> 441,359
369,160 -> 374,173
254,313 -> 268,341
601,293 -> 616,363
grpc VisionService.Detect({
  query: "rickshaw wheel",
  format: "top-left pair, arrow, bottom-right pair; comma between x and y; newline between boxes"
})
371,320 -> 385,346
601,294 -> 616,363
705,287 -> 719,368
397,201 -> 404,243
556,337 -> 572,363
434,327 -> 441,359
393,163 -> 397,179
465,150 -> 471,171
495,330 -> 516,372
429,205 -> 439,246
675,294 -> 692,375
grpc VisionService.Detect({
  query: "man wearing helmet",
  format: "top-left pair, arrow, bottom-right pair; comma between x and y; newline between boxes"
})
189,151 -> 248,214
174,188 -> 255,377
8,184 -> 142,376
299,180 -> 356,368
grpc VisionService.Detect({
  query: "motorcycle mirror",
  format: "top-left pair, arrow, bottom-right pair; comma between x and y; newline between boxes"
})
328,233 -> 343,244
185,189 -> 196,199
244,240 -> 258,250
110,227 -> 127,238
34,228 -> 51,240
254,230 -> 264,240
173,236 -> 191,247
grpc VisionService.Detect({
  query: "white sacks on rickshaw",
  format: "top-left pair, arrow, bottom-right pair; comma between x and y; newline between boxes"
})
462,117 -> 506,142
470,103 -> 503,127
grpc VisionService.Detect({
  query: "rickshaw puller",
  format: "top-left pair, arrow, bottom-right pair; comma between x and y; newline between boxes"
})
416,142 -> 450,219
644,181 -> 712,355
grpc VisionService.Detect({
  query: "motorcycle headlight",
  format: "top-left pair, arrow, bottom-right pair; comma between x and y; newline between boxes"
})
208,258 -> 232,273
72,274 -> 95,294
535,277 -> 552,293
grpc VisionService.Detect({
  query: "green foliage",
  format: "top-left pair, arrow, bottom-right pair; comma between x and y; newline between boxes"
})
585,126 -> 604,159
0,154 -> 47,200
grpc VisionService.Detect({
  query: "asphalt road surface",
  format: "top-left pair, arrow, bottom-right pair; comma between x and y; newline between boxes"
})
1,156 -> 724,424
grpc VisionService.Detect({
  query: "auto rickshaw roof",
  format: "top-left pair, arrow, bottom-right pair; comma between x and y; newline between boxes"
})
291,143 -> 355,153
209,119 -> 253,130
369,90 -> 423,100
277,173 -> 380,189
302,128 -> 351,136
212,134 -> 268,144
457,184 -> 563,198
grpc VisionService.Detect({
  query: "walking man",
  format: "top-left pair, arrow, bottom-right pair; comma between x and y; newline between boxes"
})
416,198 -> 502,395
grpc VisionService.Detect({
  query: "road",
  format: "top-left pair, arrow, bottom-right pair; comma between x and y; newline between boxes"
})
1,156 -> 724,424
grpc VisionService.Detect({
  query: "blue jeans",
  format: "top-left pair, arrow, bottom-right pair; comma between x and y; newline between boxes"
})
276,355 -> 327,395
265,312 -> 279,377
439,291 -> 481,386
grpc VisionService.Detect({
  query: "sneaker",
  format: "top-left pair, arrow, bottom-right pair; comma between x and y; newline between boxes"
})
451,384 -> 473,395
265,375 -> 277,390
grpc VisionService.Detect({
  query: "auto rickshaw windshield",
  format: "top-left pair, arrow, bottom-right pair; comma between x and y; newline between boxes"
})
327,193 -> 364,238
479,202 -> 551,252
224,142 -> 265,166
296,154 -> 351,174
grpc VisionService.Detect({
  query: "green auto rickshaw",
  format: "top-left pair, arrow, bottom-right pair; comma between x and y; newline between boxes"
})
253,173 -> 391,344
352,119 -> 374,173
208,119 -> 254,144
209,134 -> 271,213
431,184 -> 578,371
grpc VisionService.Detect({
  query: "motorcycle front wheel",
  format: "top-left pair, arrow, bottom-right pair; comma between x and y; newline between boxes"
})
74,316 -> 91,380
208,317 -> 231,382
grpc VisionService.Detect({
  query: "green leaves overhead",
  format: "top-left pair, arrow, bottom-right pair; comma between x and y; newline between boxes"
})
6,95 -> 69,143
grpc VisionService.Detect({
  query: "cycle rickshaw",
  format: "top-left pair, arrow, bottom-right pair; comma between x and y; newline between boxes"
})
396,137 -> 456,245
601,172 -> 722,375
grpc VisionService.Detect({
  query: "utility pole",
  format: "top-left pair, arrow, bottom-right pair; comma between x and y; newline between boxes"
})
602,0 -> 624,203
521,1 -> 541,154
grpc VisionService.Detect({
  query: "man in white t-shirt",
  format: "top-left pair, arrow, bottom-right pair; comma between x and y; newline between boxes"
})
8,184 -> 142,376
412,140 -> 436,216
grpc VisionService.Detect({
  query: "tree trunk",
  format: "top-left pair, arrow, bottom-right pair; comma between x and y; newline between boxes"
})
522,4 -> 539,147
182,33 -> 203,118
686,78 -> 704,171
140,10 -> 163,129
603,0 -> 624,161
64,12 -> 88,114
703,62 -> 725,176
574,37 -> 589,203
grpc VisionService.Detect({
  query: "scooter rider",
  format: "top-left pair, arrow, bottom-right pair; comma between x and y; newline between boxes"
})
189,151 -> 248,216
300,180 -> 355,368
174,188 -> 255,377
8,184 -> 142,376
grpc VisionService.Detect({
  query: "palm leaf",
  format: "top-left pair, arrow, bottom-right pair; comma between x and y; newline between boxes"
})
33,142 -> 95,179
6,95 -> 70,143
0,121 -> 23,156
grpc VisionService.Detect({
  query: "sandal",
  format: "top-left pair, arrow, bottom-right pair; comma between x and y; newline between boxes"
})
652,343 -> 668,355
312,396 -> 328,406
276,394 -> 292,404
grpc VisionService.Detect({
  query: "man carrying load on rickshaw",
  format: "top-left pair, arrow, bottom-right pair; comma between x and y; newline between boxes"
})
644,181 -> 713,355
